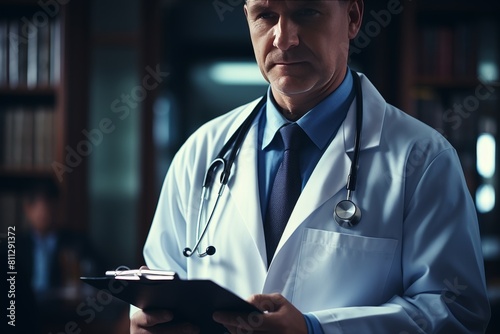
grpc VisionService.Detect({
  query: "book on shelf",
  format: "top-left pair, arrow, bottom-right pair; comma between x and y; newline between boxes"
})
1,107 -> 11,167
457,151 -> 477,195
412,88 -> 480,190
27,20 -> 38,88
413,88 -> 478,150
446,92 -> 478,148
34,107 -> 52,167
436,26 -> 453,79
0,21 -> 6,86
50,17 -> 61,86
454,23 -> 478,79
8,20 -> 19,88
38,19 -> 51,87
0,16 -> 61,89
412,87 -> 444,130
11,106 -> 25,167
18,22 -> 28,87
416,22 -> 478,80
1,106 -> 55,169
21,108 -> 34,167
0,193 -> 27,233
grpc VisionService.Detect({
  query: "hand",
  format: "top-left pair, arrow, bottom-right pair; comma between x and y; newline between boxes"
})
129,266 -> 200,334
213,293 -> 307,334
130,309 -> 199,334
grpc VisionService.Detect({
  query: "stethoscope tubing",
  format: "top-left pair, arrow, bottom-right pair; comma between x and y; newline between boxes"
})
184,70 -> 363,257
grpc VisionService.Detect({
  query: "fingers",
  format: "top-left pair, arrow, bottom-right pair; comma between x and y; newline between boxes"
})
213,294 -> 280,331
248,293 -> 285,312
214,294 -> 307,334
133,322 -> 200,334
160,323 -> 200,334
131,309 -> 200,334
213,310 -> 266,331
131,309 -> 174,328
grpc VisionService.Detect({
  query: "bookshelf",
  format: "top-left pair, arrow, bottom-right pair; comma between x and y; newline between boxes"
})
398,3 -> 500,330
0,1 -> 92,332
0,0 -> 90,232
398,0 -> 499,197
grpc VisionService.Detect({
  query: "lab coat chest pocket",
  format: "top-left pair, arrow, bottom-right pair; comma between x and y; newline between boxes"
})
293,229 -> 398,311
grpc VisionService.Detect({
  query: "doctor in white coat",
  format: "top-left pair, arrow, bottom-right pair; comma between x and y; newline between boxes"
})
131,0 -> 490,333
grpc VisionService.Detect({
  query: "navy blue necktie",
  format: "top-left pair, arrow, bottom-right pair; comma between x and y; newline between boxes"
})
264,123 -> 306,265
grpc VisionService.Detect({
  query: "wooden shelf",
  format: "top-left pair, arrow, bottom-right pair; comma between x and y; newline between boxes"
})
417,4 -> 500,14
414,77 -> 482,89
416,0 -> 500,13
0,0 -> 90,232
0,87 -> 57,105
0,1 -> 49,17
0,168 -> 53,176
0,168 -> 58,193
0,0 -> 41,4
0,87 -> 57,96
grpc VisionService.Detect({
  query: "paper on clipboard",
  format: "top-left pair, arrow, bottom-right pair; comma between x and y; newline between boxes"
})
81,269 -> 262,334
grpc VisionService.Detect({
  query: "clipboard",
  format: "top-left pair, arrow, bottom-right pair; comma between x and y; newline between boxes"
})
81,269 -> 262,333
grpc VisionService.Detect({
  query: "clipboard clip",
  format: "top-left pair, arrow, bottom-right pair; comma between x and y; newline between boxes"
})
105,266 -> 179,281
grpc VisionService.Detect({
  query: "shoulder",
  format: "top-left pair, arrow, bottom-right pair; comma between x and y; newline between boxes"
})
383,103 -> 453,159
174,97 -> 263,165
378,102 -> 465,197
358,73 -> 454,161
188,98 -> 261,143
357,73 -> 459,191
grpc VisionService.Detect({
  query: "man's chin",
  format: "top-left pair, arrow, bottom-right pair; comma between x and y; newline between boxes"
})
270,81 -> 315,97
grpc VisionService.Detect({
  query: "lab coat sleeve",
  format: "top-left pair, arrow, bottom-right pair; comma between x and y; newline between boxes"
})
312,148 -> 490,333
143,148 -> 192,277
130,149 -> 191,318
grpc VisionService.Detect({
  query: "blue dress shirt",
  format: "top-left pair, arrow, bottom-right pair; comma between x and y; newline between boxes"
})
32,232 -> 57,293
258,69 -> 355,219
257,69 -> 355,334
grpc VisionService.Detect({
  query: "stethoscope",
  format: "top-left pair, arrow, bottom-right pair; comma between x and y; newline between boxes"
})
183,70 -> 363,258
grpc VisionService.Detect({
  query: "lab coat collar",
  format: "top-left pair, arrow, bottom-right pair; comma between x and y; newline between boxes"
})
343,73 -> 385,153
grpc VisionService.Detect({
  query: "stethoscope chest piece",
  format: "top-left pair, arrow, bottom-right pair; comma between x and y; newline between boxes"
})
334,200 -> 361,228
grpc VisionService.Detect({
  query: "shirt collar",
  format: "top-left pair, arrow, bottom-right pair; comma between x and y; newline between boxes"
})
261,69 -> 354,150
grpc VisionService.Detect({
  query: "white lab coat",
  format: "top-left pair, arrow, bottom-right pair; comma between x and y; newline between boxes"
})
143,73 -> 490,333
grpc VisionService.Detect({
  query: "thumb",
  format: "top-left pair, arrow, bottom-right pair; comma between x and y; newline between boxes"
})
247,293 -> 286,313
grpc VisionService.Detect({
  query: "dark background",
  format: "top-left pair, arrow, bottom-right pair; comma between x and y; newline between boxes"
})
0,0 -> 499,332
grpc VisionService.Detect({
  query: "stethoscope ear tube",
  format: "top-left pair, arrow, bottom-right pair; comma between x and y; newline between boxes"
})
334,70 -> 363,228
183,97 -> 267,258
203,158 -> 224,188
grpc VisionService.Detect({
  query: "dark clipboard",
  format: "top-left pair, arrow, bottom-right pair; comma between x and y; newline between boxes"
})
81,270 -> 262,334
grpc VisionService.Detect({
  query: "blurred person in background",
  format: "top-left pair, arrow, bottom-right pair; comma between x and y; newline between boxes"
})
11,179 -> 102,333
18,180 -> 99,300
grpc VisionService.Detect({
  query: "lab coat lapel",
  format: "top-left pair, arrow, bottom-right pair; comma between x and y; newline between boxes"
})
226,104 -> 268,269
273,74 -> 386,261
274,109 -> 353,254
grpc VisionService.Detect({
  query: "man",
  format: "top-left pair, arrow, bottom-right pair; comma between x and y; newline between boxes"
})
131,1 -> 491,333
19,182 -> 99,297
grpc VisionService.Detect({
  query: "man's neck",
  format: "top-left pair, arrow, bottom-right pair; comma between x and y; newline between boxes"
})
270,67 -> 347,121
